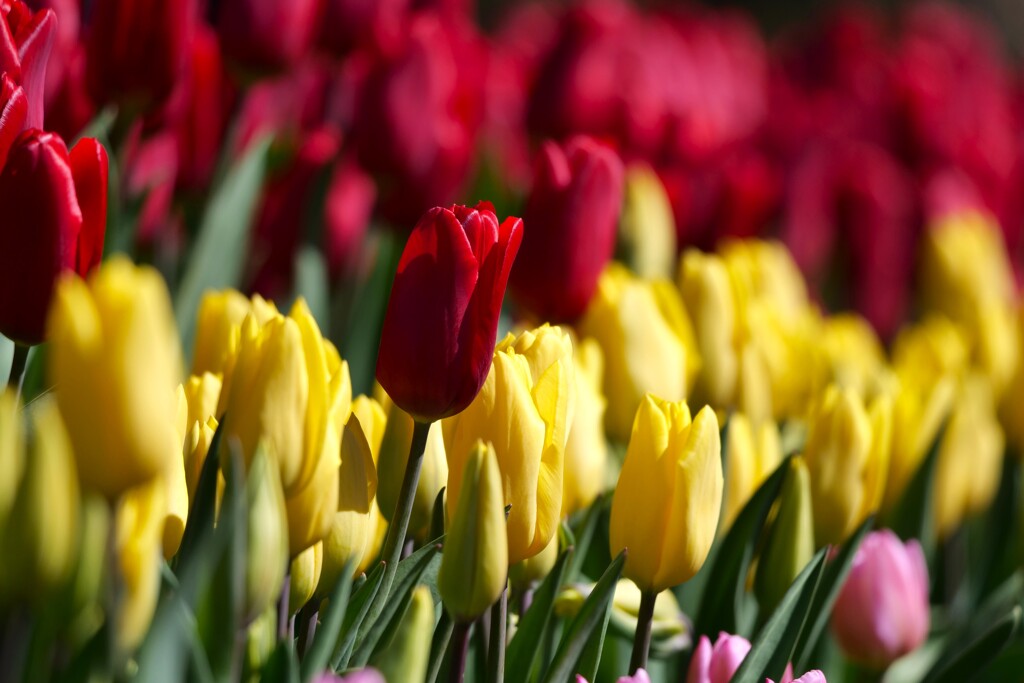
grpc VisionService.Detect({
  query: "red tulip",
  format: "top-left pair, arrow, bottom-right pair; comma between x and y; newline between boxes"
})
317,0 -> 409,58
0,73 -> 28,167
85,0 -> 197,111
1,0 -> 55,128
0,131 -> 107,344
174,24 -> 231,192
376,203 -> 523,422
217,0 -> 319,73
324,158 -> 376,279
509,136 -> 624,322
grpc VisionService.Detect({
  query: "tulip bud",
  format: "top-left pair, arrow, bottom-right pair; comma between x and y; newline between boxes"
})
687,632 -> 750,683
610,396 -> 723,592
115,479 -> 166,653
218,0 -> 319,72
562,338 -> 608,517
444,325 -> 574,565
245,606 -> 278,675
819,315 -> 887,399
510,136 -> 624,322
371,585 -> 435,683
289,541 -> 323,615
619,164 -> 677,280
679,250 -> 738,409
192,290 -> 278,381
245,446 -> 290,623
438,440 -> 508,622
831,530 -> 929,669
722,414 -> 781,532
735,341 -> 773,431
183,417 -> 219,505
755,456 -> 814,614
0,3 -> 56,128
67,494 -> 110,642
48,258 -> 182,499
0,133 -> 108,345
580,264 -> 701,442
377,203 -> 523,423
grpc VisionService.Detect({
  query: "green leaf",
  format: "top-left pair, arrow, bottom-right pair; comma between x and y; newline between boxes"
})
567,497 -> 604,583
884,422 -> 946,557
292,246 -> 330,330
429,487 -> 447,546
731,548 -> 828,683
350,542 -> 443,667
695,457 -> 791,638
74,107 -> 118,145
332,561 -> 386,671
794,515 -> 874,670
263,640 -> 301,683
540,550 -> 626,683
175,137 -> 271,351
174,417 -> 227,574
506,548 -> 574,682
924,606 -> 1022,683
300,558 -> 356,682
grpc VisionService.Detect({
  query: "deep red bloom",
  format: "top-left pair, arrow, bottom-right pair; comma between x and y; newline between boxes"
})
324,158 -> 376,279
174,24 -> 231,192
510,136 -> 623,322
217,0 -> 319,73
0,131 -> 107,344
1,0 -> 55,128
317,0 -> 409,58
376,203 -> 523,422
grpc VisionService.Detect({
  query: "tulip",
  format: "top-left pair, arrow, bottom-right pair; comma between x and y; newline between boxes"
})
192,290 -> 279,389
754,456 -> 814,614
371,585 -> 434,683
48,258 -> 181,499
86,0 -> 197,110
242,447 -> 289,623
562,338 -> 608,517
175,24 -> 231,192
831,530 -> 930,669
0,132 -> 108,345
444,324 -> 574,565
438,440 -> 508,622
819,315 -> 887,399
183,417 -> 219,504
679,250 -> 738,409
722,413 -> 781,532
163,385 -> 191,560
317,0 -> 408,57
0,389 -> 22,531
510,534 -> 559,588
218,0 -> 318,72
577,671 -> 651,683
579,263 -> 701,442
315,670 -> 386,683
610,395 -> 722,592
619,164 -> 677,280
377,202 -> 523,423
115,479 -> 166,653
687,632 -> 751,683
289,541 -> 323,615
349,396 -> 390,571
509,136 -> 624,322
0,1 -> 56,127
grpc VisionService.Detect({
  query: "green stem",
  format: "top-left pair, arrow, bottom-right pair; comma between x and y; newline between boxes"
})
6,343 -> 29,394
486,588 -> 507,683
449,621 -> 472,683
425,610 -> 454,683
629,590 -> 657,674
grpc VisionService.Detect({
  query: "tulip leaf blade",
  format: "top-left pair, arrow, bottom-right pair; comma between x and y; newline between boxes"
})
884,422 -> 945,558
566,495 -> 606,583
175,136 -> 271,352
923,606 -> 1021,683
332,561 -> 386,671
505,547 -> 574,682
731,548 -> 828,683
695,456 -> 791,638
174,416 -> 228,574
540,550 -> 626,683
793,515 -> 874,670
262,639 -> 301,683
300,557 -> 357,683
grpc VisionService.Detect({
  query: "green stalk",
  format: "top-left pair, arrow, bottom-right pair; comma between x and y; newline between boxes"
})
629,590 -> 657,674
486,588 -> 507,683
6,343 -> 29,393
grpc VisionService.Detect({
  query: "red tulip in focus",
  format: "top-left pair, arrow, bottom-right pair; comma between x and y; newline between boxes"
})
85,0 -> 196,111
0,129 -> 107,344
510,136 -> 624,322
376,203 -> 523,423
217,0 -> 318,73
1,0 -> 55,128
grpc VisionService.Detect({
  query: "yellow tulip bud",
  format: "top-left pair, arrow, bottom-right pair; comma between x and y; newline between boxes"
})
562,338 -> 608,517
371,585 -> 436,683
893,316 -> 970,384
289,541 -> 323,614
48,257 -> 182,499
0,389 -> 23,531
610,396 -> 723,592
377,403 -> 447,541
934,374 -> 1004,540
819,315 -> 887,399
580,263 -> 700,442
163,385 -> 190,560
245,606 -> 278,676
721,238 -> 809,324
735,340 -> 773,428
619,164 -> 677,279
183,417 -> 219,503
245,446 -> 290,623
115,479 -> 166,653
193,289 -> 278,379
349,396 -> 389,569
319,416 -> 378,595
722,413 -> 781,532
439,440 -> 508,621
555,580 -> 687,651
754,456 -> 814,613
444,325 -> 574,565
183,371 -> 223,432
679,250 -> 738,408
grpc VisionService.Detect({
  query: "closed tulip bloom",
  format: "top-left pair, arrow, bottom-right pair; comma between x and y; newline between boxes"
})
0,132 -> 108,344
0,2 -> 56,127
687,632 -> 751,683
438,440 -> 508,621
619,164 -> 677,280
192,290 -> 279,382
819,315 -> 887,399
510,136 -> 624,322
289,541 -> 323,614
86,0 -> 197,110
371,585 -> 434,683
755,456 -> 814,614
580,264 -> 701,442
722,413 -> 781,532
444,325 -> 574,565
48,258 -> 181,499
562,338 -> 608,517
218,0 -> 318,72
115,479 -> 166,653
610,395 -> 722,592
831,530 -> 930,669
245,447 -> 289,623
377,203 -> 523,423
679,250 -> 738,409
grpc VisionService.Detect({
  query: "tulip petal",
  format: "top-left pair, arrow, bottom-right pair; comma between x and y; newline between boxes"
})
0,75 -> 27,168
69,137 -> 109,276
15,8 -> 55,128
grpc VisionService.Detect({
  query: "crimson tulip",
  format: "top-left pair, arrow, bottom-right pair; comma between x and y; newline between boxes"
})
317,0 -> 408,58
0,131 -> 107,344
1,0 -> 55,128
217,0 -> 318,72
510,135 -> 623,322
376,203 -> 523,422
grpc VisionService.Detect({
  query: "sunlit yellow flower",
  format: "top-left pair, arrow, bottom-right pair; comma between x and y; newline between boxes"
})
193,289 -> 278,381
679,250 -> 738,409
289,541 -> 323,614
721,413 -> 781,532
619,164 -> 677,279
245,447 -> 289,623
115,479 -> 166,653
562,338 -> 608,517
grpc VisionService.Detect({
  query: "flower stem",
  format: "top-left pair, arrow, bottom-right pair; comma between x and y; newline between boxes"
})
6,343 -> 29,394
486,588 -> 507,683
425,610 -> 454,683
449,621 -> 473,683
629,590 -> 657,674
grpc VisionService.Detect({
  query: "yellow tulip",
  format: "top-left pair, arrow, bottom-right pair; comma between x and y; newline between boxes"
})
580,263 -> 700,441
162,385 -> 190,560
819,314 -> 887,399
562,338 -> 608,517
735,340 -> 773,428
754,455 -> 814,613
48,257 -> 182,499
619,164 -> 677,279
444,325 -> 574,565
679,250 -> 738,408
183,371 -> 223,431
372,585 -> 436,683
720,238 -> 809,324
803,386 -> 889,544
610,395 -> 723,592
934,374 -> 1004,540
893,316 -> 970,383
289,541 -> 323,614
510,533 -> 559,588
721,413 -> 781,532
115,478 -> 166,653
0,389 -> 23,531
183,417 -> 219,503
438,440 -> 508,621
245,447 -> 290,623
349,395 -> 390,570
192,289 -> 278,380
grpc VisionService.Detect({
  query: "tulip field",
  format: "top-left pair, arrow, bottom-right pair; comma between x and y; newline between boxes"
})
4,0 -> 1024,682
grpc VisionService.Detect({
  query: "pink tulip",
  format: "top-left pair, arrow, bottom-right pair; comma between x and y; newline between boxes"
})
687,632 -> 751,683
576,668 -> 652,683
769,672 -> 826,683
